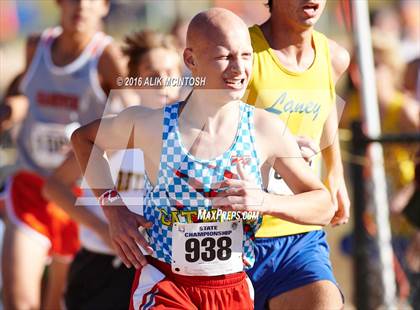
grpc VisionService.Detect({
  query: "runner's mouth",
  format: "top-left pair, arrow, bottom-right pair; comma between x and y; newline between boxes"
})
302,2 -> 320,17
224,78 -> 246,90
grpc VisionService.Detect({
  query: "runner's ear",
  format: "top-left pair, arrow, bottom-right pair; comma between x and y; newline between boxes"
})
183,48 -> 196,71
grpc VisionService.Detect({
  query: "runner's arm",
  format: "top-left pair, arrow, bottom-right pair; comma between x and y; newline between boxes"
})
0,74 -> 28,132
322,40 -> 350,176
0,35 -> 39,131
98,43 -> 127,95
71,107 -> 153,268
71,107 -> 138,197
321,39 -> 351,225
257,111 -> 335,225
321,102 -> 346,188
42,153 -> 112,248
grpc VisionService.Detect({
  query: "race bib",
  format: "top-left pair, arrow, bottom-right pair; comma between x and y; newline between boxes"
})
267,168 -> 294,195
172,220 -> 243,276
31,122 -> 79,168
267,159 -> 316,195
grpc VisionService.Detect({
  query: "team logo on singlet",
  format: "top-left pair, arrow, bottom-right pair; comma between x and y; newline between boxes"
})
266,91 -> 321,121
156,161 -> 257,228
37,91 -> 79,110
231,155 -> 251,166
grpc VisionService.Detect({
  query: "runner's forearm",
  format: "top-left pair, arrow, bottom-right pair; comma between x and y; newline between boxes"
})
264,189 -> 334,225
42,179 -> 109,236
322,138 -> 344,179
321,106 -> 344,180
71,122 -> 116,198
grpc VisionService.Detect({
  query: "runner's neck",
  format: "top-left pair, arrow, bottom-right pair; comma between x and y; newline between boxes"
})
260,19 -> 315,72
51,30 -> 97,67
179,91 -> 239,135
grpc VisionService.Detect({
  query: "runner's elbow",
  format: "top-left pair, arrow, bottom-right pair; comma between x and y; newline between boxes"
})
319,189 -> 335,226
70,126 -> 82,145
71,125 -> 89,150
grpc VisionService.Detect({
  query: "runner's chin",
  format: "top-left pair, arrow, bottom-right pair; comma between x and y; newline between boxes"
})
228,89 -> 246,101
224,86 -> 247,101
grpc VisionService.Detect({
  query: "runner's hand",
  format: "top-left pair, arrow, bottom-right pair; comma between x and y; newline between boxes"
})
211,163 -> 266,213
102,202 -> 153,268
296,136 -> 319,162
326,175 -> 350,226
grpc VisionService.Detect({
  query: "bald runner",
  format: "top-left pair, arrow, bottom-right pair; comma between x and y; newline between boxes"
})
71,8 -> 334,309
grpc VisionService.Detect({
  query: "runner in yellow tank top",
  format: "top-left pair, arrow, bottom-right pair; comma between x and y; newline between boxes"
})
248,25 -> 335,237
244,1 -> 350,309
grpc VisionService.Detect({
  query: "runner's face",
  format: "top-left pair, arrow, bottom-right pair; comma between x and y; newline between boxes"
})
190,29 -> 253,101
59,0 -> 109,34
271,0 -> 326,29
137,48 -> 181,108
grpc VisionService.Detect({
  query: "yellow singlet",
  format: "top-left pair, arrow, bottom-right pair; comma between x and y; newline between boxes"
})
245,25 -> 336,237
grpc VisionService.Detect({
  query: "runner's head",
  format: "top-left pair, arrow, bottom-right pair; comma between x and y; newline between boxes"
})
268,0 -> 326,29
184,8 -> 252,101
123,30 -> 182,107
56,0 -> 110,34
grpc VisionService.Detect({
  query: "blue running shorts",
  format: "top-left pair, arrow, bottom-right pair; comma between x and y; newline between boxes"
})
247,230 -> 341,310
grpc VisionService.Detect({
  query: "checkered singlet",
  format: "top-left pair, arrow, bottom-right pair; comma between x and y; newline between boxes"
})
143,101 -> 263,268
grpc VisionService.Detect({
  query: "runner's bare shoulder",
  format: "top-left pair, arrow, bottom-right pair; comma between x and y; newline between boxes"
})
253,107 -> 288,141
98,42 -> 127,94
25,34 -> 41,69
120,104 -> 166,149
252,107 -> 301,164
328,39 -> 350,82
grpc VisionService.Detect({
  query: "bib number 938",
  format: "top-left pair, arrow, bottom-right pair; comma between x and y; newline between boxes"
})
172,221 -> 243,276
185,236 -> 232,262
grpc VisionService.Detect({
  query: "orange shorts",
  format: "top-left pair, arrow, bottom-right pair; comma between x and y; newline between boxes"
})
5,170 -> 80,258
130,256 -> 254,310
